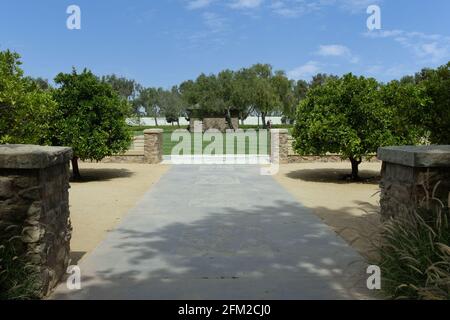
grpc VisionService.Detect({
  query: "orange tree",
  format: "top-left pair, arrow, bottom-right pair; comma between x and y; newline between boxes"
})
0,50 -> 56,144
293,73 -> 425,180
51,69 -> 131,179
416,62 -> 450,144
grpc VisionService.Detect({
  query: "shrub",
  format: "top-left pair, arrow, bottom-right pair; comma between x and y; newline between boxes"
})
51,69 -> 132,179
376,197 -> 450,300
0,50 -> 56,145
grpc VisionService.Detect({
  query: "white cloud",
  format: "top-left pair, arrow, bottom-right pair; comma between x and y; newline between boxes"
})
419,42 -> 447,61
202,12 -> 227,33
317,44 -> 359,63
230,0 -> 264,9
365,29 -> 450,63
339,0 -> 382,13
269,0 -> 324,17
183,0 -> 382,17
186,0 -> 215,10
268,0 -> 382,17
287,61 -> 321,80
185,12 -> 229,49
317,44 -> 350,57
365,64 -> 415,79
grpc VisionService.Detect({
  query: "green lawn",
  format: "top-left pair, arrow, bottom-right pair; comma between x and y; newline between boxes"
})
132,125 -> 293,155
130,125 -> 280,155
162,131 -> 271,155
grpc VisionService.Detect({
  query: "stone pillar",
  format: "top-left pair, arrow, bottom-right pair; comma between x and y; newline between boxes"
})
0,145 -> 72,297
270,129 -> 289,164
378,146 -> 450,220
144,129 -> 163,164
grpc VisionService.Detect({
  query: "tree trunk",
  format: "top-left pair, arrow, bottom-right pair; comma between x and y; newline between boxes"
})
261,113 -> 267,129
225,108 -> 233,130
349,157 -> 362,180
71,157 -> 81,180
154,117 -> 158,127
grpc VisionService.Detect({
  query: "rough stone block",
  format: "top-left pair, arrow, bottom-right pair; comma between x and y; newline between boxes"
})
144,129 -> 164,164
0,177 -> 14,199
378,145 -> 450,220
0,145 -> 72,298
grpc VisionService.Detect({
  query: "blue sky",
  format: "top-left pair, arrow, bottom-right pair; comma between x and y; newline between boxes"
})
1,0 -> 449,88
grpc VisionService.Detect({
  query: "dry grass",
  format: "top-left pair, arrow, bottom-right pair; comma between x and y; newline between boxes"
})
372,196 -> 450,300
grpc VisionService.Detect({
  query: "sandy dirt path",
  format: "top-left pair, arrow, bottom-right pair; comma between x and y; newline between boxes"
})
274,162 -> 382,258
68,162 -> 169,263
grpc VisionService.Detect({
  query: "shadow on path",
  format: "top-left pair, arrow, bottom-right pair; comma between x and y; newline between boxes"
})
70,168 -> 134,183
54,197 -> 373,299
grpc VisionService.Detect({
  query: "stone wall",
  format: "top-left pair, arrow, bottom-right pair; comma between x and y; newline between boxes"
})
100,133 -> 163,164
103,129 -> 381,165
274,130 -> 379,164
270,129 -> 289,163
100,153 -> 146,164
0,145 -> 72,297
100,136 -> 145,163
378,146 -> 450,220
144,129 -> 163,164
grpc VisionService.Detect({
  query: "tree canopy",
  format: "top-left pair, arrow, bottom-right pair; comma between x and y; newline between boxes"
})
159,86 -> 186,125
178,64 -> 295,128
101,74 -> 138,101
293,73 -> 425,179
415,62 -> 450,144
51,69 -> 132,178
0,50 -> 56,145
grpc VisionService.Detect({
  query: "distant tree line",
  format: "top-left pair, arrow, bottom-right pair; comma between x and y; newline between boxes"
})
98,64 -> 314,129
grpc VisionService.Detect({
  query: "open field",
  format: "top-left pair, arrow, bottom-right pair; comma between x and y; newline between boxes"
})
162,131 -> 272,155
132,126 -> 278,155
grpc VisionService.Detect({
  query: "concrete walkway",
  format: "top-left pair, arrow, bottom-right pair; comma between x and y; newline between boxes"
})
53,165 -> 372,300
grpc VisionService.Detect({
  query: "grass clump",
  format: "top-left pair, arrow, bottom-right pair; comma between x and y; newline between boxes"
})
0,235 -> 41,300
377,197 -> 450,300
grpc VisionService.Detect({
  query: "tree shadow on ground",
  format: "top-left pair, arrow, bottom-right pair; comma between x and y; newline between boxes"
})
52,200 -> 377,300
69,251 -> 87,265
286,168 -> 380,185
306,203 -> 382,261
70,168 -> 134,183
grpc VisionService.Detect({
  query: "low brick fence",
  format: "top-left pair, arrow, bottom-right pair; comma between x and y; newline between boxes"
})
271,129 -> 379,164
103,128 -> 379,164
101,129 -> 163,164
0,145 -> 72,297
